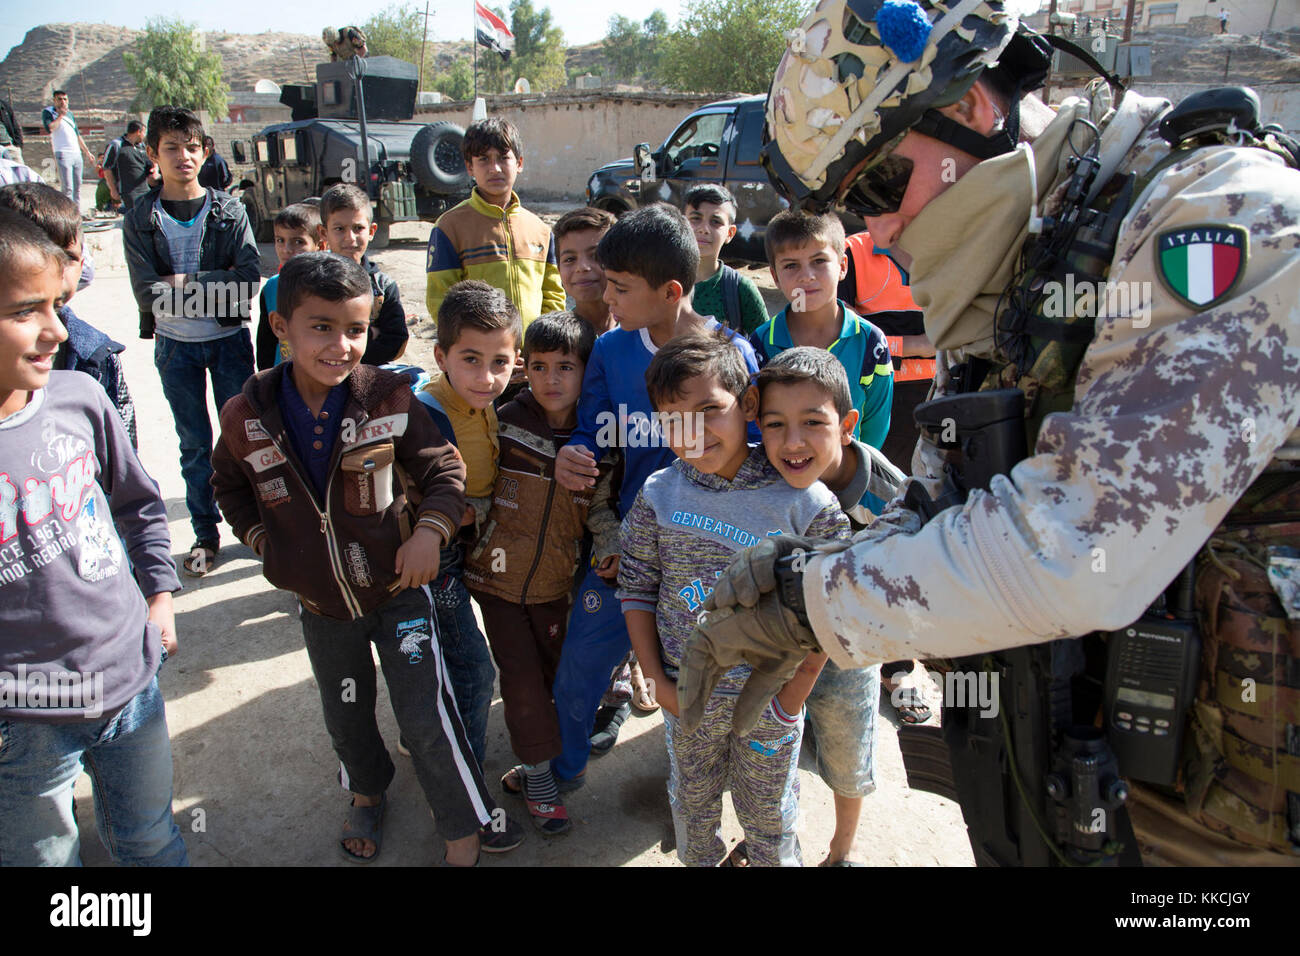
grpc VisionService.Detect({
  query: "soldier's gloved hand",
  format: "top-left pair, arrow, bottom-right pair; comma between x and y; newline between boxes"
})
678,592 -> 822,735
706,535 -> 849,612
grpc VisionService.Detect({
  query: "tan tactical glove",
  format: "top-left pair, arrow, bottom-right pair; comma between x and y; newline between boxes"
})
708,535 -> 843,611
679,593 -> 820,735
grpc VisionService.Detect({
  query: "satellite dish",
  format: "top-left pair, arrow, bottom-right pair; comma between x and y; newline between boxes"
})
513,77 -> 531,94
254,79 -> 282,95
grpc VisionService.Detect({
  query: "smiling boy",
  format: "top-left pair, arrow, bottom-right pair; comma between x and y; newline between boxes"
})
211,252 -> 523,866
683,185 -> 768,335
617,331 -> 851,866
122,106 -> 259,577
553,206 -> 616,336
0,209 -> 187,867
425,118 -> 565,326
756,346 -> 906,866
550,204 -> 760,792
414,280 -> 524,767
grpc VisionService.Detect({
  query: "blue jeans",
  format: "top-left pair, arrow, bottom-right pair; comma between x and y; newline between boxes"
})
154,330 -> 254,543
429,560 -> 494,767
551,568 -> 631,781
0,676 -> 188,867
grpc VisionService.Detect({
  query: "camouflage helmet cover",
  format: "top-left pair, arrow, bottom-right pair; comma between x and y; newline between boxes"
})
763,0 -> 1022,213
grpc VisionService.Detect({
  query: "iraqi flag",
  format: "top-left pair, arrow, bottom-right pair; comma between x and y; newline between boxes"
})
1156,225 -> 1248,309
476,2 -> 515,60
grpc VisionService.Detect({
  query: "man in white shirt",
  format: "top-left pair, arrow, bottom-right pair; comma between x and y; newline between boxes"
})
41,91 -> 95,211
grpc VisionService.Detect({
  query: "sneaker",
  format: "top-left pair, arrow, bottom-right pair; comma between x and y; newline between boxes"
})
478,814 -> 526,853
589,702 -> 631,757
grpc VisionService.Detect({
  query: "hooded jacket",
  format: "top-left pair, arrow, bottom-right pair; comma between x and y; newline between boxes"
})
211,364 -> 465,620
463,389 -> 618,604
57,306 -> 137,448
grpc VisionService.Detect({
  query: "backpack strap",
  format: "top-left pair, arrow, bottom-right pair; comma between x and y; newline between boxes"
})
720,264 -> 742,332
414,389 -> 457,449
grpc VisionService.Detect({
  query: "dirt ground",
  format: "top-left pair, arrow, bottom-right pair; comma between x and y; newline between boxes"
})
69,201 -> 973,867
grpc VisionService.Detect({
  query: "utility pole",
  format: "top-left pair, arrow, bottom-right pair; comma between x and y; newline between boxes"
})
1122,0 -> 1136,43
418,1 -> 430,92
1044,0 -> 1059,103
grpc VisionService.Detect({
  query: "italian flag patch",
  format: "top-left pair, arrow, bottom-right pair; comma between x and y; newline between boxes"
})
1156,224 -> 1248,311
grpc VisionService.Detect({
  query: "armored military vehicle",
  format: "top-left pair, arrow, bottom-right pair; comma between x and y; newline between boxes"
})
232,56 -> 470,249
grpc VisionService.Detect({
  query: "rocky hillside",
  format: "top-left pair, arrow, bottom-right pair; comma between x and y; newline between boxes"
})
2,21 -> 1296,120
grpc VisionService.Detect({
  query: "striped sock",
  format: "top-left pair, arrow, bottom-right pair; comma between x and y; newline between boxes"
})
521,763 -> 559,804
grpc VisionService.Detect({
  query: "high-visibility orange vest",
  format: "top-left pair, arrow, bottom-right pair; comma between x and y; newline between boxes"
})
844,232 -> 935,384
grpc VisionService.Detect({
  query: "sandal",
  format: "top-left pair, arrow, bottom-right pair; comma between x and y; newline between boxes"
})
892,686 -> 932,725
501,765 -> 585,795
338,793 -> 386,864
182,540 -> 219,577
525,796 -> 572,835
721,840 -> 750,867
630,660 -> 660,713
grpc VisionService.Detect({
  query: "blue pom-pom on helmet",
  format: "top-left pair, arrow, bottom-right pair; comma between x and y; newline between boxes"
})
876,0 -> 933,63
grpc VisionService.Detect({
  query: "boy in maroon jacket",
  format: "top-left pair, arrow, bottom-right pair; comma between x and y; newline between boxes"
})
211,252 -> 522,866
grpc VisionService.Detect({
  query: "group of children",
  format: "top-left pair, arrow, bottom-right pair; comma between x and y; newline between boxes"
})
0,107 -> 913,867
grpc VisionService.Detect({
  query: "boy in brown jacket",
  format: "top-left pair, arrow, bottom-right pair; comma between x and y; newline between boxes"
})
464,312 -> 618,834
211,252 -> 522,865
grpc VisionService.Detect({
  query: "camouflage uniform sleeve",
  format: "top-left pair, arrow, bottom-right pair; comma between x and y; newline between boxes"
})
805,147 -> 1300,669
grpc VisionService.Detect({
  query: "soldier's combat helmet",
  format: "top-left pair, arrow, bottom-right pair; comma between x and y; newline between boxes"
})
762,0 -> 1050,218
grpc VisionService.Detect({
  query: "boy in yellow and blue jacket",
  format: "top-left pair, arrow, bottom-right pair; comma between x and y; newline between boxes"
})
425,117 -> 565,328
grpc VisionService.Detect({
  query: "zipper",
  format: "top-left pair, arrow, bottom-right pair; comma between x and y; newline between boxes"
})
519,466 -> 558,602
262,421 -> 365,619
503,212 -> 519,310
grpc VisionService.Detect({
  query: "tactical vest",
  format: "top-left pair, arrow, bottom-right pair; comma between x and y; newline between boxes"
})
960,112 -> 1300,855
844,231 -> 937,384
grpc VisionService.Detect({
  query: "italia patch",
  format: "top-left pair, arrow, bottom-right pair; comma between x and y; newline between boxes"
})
1155,224 -> 1247,311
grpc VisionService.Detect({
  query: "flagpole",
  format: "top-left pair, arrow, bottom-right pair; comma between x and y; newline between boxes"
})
473,1 -> 479,102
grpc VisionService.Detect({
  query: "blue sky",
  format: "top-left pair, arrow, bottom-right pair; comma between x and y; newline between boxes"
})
1,1 -> 686,62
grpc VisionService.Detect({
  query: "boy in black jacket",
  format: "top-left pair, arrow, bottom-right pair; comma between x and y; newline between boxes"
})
122,106 -> 259,577
317,184 -> 408,365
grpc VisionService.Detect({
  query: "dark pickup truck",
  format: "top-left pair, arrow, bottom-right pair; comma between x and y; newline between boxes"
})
585,95 -> 861,263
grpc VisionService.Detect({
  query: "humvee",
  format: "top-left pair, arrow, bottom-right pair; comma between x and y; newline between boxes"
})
232,56 -> 470,249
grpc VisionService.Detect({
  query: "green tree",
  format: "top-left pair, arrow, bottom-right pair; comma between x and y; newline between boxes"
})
122,18 -> 229,115
604,10 -> 669,83
605,14 -> 642,81
362,3 -> 437,84
659,0 -> 804,93
433,61 -> 474,101
509,0 -> 566,91
640,9 -> 669,80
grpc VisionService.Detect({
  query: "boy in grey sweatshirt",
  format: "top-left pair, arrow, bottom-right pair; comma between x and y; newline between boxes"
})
617,332 -> 850,866
0,210 -> 185,866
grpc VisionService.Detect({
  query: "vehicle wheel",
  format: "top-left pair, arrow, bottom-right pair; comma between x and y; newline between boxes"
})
369,222 -> 390,251
243,194 -> 273,242
591,198 -> 631,217
411,122 -> 471,195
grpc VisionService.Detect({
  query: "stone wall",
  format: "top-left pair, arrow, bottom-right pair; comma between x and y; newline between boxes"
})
1054,81 -> 1300,133
414,90 -> 735,201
